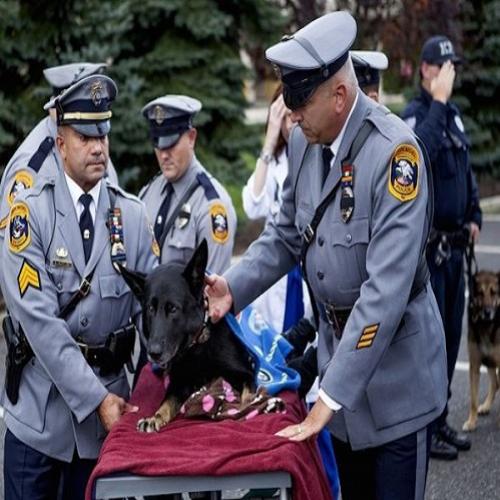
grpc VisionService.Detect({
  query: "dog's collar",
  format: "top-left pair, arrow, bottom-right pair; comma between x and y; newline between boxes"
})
188,297 -> 211,347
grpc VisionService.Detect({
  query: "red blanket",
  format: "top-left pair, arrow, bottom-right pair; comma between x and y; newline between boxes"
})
86,363 -> 333,500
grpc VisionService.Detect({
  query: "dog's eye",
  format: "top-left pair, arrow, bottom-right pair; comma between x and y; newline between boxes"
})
165,303 -> 177,314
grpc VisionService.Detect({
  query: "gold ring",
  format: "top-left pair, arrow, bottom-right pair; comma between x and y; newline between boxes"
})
297,425 -> 303,434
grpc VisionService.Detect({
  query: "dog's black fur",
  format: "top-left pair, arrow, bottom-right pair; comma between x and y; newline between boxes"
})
121,240 -> 255,432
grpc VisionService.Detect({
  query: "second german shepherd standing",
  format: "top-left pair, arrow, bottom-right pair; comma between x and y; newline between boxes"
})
463,270 -> 500,431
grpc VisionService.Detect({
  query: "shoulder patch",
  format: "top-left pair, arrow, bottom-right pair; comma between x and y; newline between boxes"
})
8,170 -> 33,206
18,258 -> 41,297
9,202 -> 31,253
388,144 -> 419,202
209,202 -> 229,244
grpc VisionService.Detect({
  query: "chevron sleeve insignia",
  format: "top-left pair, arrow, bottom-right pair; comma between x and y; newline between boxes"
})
17,259 -> 41,297
356,323 -> 379,349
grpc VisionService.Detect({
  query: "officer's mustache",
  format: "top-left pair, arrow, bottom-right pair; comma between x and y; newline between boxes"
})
87,155 -> 106,166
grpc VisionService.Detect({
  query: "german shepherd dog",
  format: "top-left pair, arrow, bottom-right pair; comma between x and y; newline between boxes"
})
121,240 -> 256,432
463,270 -> 500,431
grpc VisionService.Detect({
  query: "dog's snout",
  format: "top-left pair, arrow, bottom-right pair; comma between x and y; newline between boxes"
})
148,343 -> 163,362
483,307 -> 496,321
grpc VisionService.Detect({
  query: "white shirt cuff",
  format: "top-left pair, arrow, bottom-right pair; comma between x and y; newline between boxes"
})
319,389 -> 342,412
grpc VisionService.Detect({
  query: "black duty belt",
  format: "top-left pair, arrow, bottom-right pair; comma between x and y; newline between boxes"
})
77,323 -> 136,376
318,304 -> 351,339
319,263 -> 428,340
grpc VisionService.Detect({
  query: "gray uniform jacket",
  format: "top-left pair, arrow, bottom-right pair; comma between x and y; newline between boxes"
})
225,92 -> 447,450
0,115 -> 119,242
139,156 -> 236,273
1,172 -> 157,461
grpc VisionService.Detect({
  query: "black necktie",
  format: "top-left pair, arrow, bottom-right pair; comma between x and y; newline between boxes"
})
154,183 -> 174,242
79,193 -> 94,264
322,147 -> 334,187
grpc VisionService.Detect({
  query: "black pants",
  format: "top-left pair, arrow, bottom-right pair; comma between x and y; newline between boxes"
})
332,426 -> 430,500
4,429 -> 96,500
428,247 -> 465,427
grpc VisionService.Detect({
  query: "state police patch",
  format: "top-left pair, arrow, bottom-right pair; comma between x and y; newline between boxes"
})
9,202 -> 31,253
209,203 -> 229,244
8,170 -> 33,206
388,144 -> 419,202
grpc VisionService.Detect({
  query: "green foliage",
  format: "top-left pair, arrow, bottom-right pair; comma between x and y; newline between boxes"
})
456,0 -> 500,177
0,0 -> 286,193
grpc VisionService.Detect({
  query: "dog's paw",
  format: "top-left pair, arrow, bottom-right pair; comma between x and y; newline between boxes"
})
462,419 -> 477,432
477,403 -> 491,415
136,414 -> 168,433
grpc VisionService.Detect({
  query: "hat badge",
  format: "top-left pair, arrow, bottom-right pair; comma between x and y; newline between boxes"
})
153,105 -> 166,125
90,80 -> 103,107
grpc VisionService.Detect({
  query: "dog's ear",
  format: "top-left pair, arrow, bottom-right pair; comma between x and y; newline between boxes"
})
183,239 -> 208,296
120,265 -> 147,302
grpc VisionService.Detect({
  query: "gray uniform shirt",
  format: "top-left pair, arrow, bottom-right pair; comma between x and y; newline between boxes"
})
0,115 -> 119,243
139,156 -> 236,273
225,92 -> 447,450
0,173 -> 157,461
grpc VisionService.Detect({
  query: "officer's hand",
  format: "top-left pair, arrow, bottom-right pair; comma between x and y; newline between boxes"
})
430,60 -> 455,104
98,393 -> 139,432
262,94 -> 288,156
469,222 -> 480,243
204,274 -> 233,322
275,398 -> 333,442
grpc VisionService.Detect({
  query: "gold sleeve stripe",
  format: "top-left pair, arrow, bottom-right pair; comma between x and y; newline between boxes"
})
356,323 -> 379,350
17,259 -> 41,297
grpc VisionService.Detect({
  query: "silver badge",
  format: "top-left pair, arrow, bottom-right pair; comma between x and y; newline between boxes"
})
111,242 -> 127,272
56,247 -> 68,258
52,247 -> 72,268
341,187 -> 354,223
454,115 -> 465,133
176,203 -> 191,229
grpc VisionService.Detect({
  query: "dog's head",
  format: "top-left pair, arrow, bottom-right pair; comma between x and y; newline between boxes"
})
121,239 -> 208,371
471,270 -> 500,322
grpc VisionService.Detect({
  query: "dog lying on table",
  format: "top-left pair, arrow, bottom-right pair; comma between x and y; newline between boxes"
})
121,240 -> 256,432
463,270 -> 500,432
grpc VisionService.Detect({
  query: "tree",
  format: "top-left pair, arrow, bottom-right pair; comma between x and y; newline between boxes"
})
0,0 -> 286,192
455,0 -> 500,177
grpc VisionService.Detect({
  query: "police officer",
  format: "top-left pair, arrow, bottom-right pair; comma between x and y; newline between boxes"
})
0,62 -> 119,249
1,75 -> 158,500
140,95 -> 236,273
351,50 -> 389,102
287,49 -> 390,398
206,12 -> 447,499
402,36 -> 482,460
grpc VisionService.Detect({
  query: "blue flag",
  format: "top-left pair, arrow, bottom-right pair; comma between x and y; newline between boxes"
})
225,306 -> 301,396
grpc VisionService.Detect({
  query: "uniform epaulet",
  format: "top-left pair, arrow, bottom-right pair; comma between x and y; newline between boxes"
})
105,180 -> 140,203
196,172 -> 219,201
27,175 -> 56,198
366,107 -> 397,141
27,136 -> 55,173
